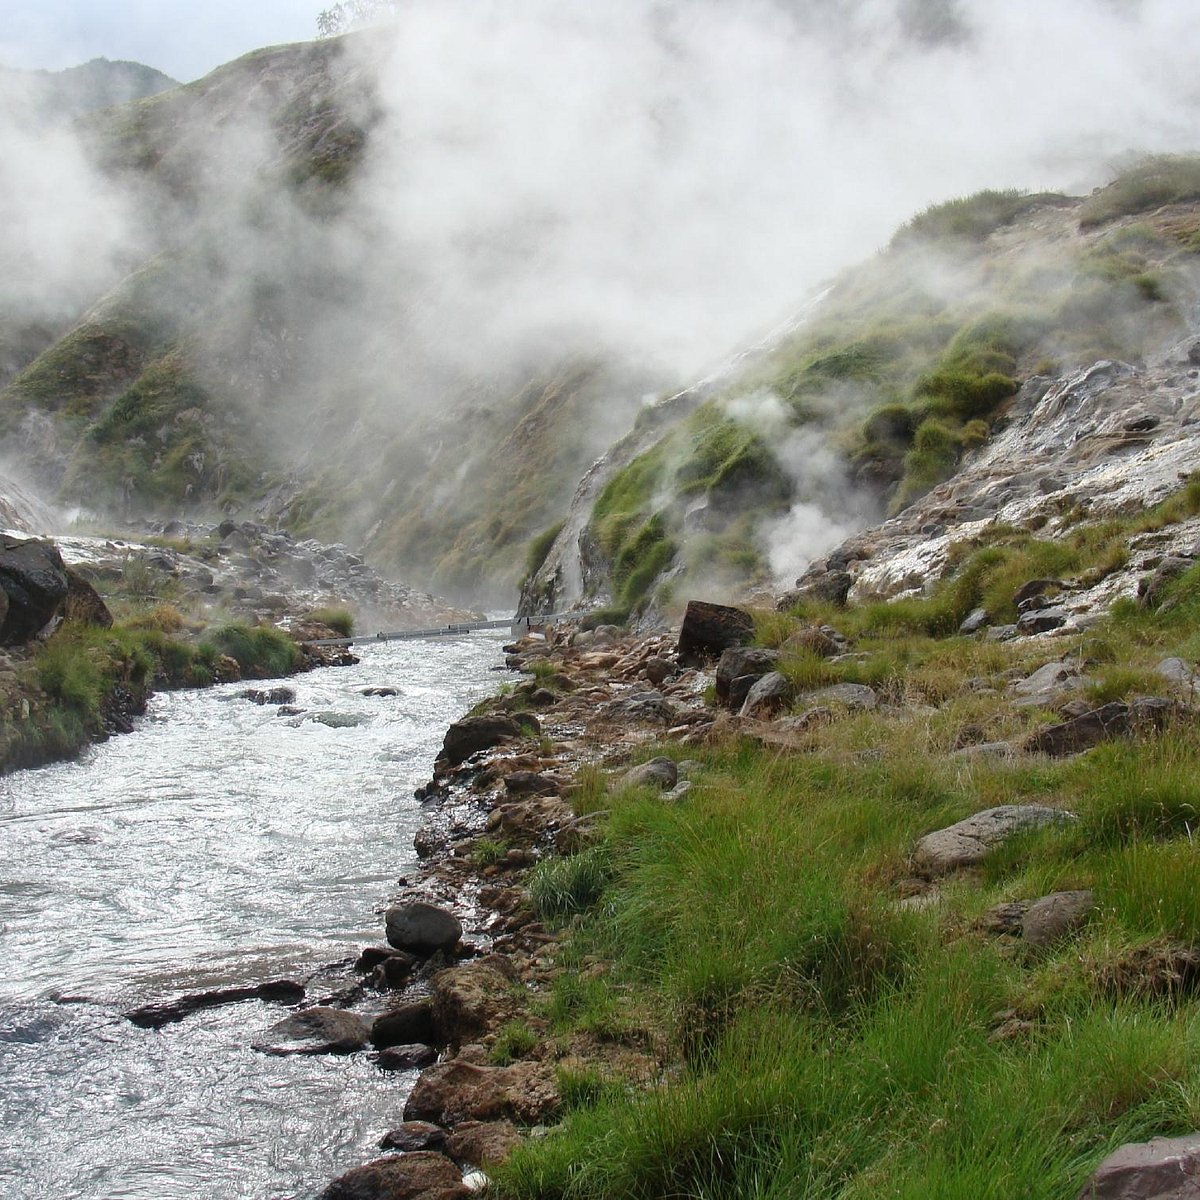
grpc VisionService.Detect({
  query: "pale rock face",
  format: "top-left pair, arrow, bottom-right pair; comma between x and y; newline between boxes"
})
842,353 -> 1200,621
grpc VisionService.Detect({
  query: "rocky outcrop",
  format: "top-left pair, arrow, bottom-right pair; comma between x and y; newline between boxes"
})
404,1059 -> 560,1126
913,805 -> 1076,876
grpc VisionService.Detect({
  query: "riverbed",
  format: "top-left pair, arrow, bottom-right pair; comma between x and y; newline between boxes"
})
0,633 -> 507,1200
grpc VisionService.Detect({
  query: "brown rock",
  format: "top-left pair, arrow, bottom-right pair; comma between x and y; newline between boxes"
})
63,568 -> 113,628
404,1059 -> 560,1125
783,627 -> 839,658
318,1151 -> 468,1200
1077,1133 -> 1200,1198
1023,699 -> 1176,757
677,600 -> 755,665
431,957 -> 520,1045
372,1001 -> 438,1049
444,1119 -> 523,1167
1021,890 -> 1095,950
379,1122 -> 447,1152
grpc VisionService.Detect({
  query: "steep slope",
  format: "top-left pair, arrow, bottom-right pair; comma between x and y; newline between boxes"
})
521,166 -> 1200,619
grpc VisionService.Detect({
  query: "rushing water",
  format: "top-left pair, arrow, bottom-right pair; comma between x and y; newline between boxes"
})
0,633 -> 508,1200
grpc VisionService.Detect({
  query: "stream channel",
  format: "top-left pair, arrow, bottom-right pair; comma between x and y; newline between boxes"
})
0,632 -> 508,1199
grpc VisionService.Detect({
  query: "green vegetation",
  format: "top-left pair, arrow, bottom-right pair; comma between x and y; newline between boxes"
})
892,188 -> 1053,245
489,1020 -> 539,1066
308,606 -> 354,637
205,622 -> 301,678
494,535 -> 1200,1199
1080,155 -> 1200,229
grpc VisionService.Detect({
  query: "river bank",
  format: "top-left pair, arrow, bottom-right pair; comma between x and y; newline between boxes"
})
313,571 -> 1200,1200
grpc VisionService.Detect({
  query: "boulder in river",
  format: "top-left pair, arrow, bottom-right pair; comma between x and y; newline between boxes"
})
371,1000 -> 438,1049
385,901 -> 462,955
252,1006 -> 371,1056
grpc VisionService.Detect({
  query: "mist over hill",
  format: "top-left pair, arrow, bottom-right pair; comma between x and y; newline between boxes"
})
2,0 -> 1199,606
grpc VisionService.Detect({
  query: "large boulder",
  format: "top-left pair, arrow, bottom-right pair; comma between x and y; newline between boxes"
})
620,757 -> 679,790
318,1151 -> 468,1200
431,957 -> 520,1045
913,805 -> 1076,876
251,1006 -> 371,1056
438,714 -> 534,767
371,1000 -> 439,1049
445,1120 -> 523,1168
677,600 -> 754,665
404,1059 -> 560,1126
740,671 -> 793,719
385,901 -> 462,956
0,535 -> 69,643
1077,1133 -> 1200,1199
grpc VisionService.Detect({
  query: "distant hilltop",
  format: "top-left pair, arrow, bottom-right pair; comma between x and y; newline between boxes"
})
0,57 -> 178,117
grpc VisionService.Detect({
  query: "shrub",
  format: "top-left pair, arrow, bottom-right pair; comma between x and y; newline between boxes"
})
308,606 -> 353,637
203,622 -> 300,677
529,847 -> 614,924
1080,155 -> 1200,228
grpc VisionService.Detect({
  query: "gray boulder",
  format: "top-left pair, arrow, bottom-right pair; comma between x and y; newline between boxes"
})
385,901 -> 462,955
1077,1133 -> 1200,1199
621,757 -> 679,790
913,805 -> 1076,876
252,1006 -> 371,1056
802,683 -> 878,711
739,671 -> 794,718
1010,661 -> 1084,708
677,600 -> 755,664
1024,698 -> 1175,757
715,647 -> 780,706
1016,607 -> 1068,635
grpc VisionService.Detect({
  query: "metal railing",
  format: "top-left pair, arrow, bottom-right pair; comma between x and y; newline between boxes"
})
301,611 -> 598,648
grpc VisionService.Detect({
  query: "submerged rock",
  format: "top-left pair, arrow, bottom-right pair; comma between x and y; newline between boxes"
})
252,1006 -> 371,1056
125,979 -> 304,1028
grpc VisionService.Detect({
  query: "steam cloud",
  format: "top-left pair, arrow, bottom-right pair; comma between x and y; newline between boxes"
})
2,0 -> 1200,581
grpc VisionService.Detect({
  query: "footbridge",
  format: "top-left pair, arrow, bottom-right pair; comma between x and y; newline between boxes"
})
301,611 -> 595,648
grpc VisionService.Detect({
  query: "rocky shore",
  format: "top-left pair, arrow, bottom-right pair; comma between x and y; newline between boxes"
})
177,587 -> 1200,1199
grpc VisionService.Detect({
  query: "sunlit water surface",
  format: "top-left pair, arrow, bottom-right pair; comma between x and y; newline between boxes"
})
0,634 -> 507,1199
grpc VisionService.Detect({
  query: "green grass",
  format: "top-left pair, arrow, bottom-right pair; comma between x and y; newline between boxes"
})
308,606 -> 354,637
489,1020 -> 538,1066
1080,155 -> 1200,229
892,189 -> 1035,245
529,846 -> 615,925
203,622 -> 300,678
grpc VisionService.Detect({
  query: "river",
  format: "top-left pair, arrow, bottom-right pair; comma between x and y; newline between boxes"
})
0,632 -> 508,1200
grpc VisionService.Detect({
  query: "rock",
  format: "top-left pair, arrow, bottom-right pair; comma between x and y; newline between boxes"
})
1013,578 -> 1062,606
125,979 -> 304,1028
63,568 -> 113,628
1010,661 -> 1084,707
445,1120 -> 523,1167
1077,1133 -> 1200,1199
252,1006 -> 371,1056
772,707 -> 833,734
310,711 -> 372,728
801,683 -> 878,711
913,805 -> 1076,876
676,600 -> 755,665
620,757 -> 679,790
1138,556 -> 1194,610
1021,890 -> 1095,950
385,902 -> 463,955
374,956 -> 419,988
404,1059 -> 560,1126
1023,698 -> 1176,756
739,671 -> 794,718
949,741 -> 1015,760
376,1043 -> 439,1071
362,687 -> 400,697
0,535 -> 69,643
318,1151 -> 469,1200
976,900 -> 1031,936
601,691 -> 676,723
642,656 -> 676,685
379,1121 -> 447,1152
241,686 -> 297,705
958,607 -> 990,635
791,568 -> 853,606
430,957 -> 520,1045
986,624 -> 1018,642
715,647 -> 780,705
1157,657 -> 1198,689
355,945 -> 416,973
1016,607 -> 1068,634
372,1001 -> 438,1049
502,772 -> 559,797
783,626 -> 840,657
439,715 -> 534,766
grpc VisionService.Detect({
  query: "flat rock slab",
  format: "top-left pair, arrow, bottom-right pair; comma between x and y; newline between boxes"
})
252,1006 -> 371,1056
1078,1133 -> 1200,1198
914,805 -> 1076,876
1010,661 -> 1086,708
318,1151 -> 468,1200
